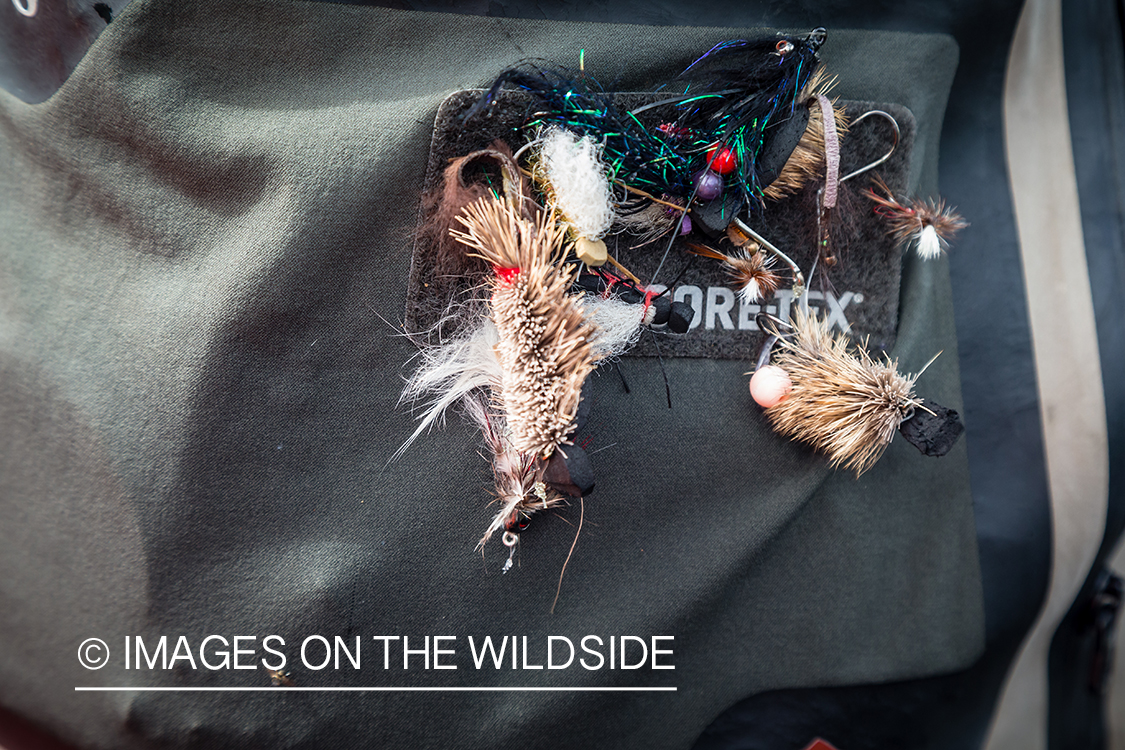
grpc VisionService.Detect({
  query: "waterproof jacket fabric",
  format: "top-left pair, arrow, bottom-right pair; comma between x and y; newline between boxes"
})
0,0 -> 1121,749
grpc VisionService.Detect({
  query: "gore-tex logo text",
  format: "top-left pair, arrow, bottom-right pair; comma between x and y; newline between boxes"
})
649,286 -> 863,333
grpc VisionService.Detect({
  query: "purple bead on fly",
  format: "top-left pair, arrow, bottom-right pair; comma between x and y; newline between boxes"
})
693,169 -> 723,201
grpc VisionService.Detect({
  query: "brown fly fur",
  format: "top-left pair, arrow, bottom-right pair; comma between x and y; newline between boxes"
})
471,398 -> 567,550
613,196 -> 682,246
418,141 -> 536,280
686,242 -> 781,303
866,175 -> 968,250
763,69 -> 850,202
451,196 -> 597,459
765,309 -> 925,476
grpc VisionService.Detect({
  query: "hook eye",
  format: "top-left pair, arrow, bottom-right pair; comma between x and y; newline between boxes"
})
839,110 -> 900,183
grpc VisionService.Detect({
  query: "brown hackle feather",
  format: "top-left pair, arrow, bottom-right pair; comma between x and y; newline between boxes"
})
763,69 -> 850,202
866,175 -> 968,254
914,199 -> 968,239
477,410 -> 567,549
764,309 -> 924,476
418,141 -> 535,280
686,242 -> 781,303
454,396 -> 566,551
451,196 -> 597,459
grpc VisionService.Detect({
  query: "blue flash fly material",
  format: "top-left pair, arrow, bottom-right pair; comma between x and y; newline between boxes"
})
646,28 -> 826,284
666,28 -> 827,207
464,64 -> 696,197
466,30 -> 824,211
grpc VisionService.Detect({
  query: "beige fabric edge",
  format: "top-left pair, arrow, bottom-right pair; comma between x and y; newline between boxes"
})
987,0 -> 1111,747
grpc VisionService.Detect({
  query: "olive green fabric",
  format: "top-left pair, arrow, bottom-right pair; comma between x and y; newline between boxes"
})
0,1 -> 980,748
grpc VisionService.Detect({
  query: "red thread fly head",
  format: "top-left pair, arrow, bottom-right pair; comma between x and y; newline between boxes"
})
494,266 -> 521,284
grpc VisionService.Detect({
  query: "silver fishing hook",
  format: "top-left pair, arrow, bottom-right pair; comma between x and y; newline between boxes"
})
751,312 -> 796,372
729,217 -> 806,298
839,110 -> 900,183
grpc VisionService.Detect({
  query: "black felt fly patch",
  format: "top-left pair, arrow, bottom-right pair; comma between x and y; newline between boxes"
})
406,90 -> 915,360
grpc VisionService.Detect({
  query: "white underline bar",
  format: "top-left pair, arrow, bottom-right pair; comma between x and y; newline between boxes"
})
75,686 -> 677,692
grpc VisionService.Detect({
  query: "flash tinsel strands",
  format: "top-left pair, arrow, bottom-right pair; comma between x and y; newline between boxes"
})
463,29 -> 827,224
669,28 -> 826,206
764,310 -> 924,476
465,64 -> 694,198
451,196 -> 598,459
